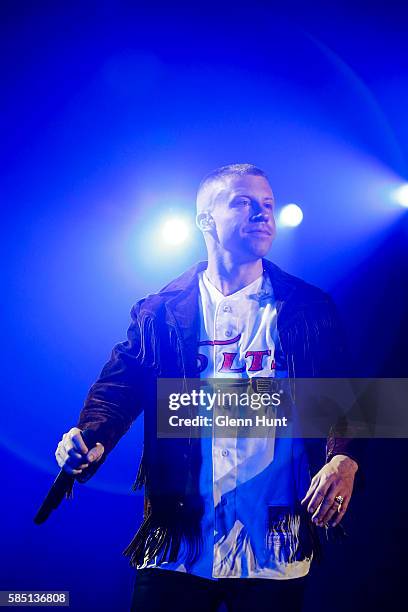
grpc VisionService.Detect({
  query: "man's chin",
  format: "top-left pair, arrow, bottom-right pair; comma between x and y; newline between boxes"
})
236,246 -> 271,261
224,238 -> 273,261
244,235 -> 274,257
247,241 -> 272,258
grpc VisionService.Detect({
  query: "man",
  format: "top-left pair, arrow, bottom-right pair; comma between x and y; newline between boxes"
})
55,164 -> 360,611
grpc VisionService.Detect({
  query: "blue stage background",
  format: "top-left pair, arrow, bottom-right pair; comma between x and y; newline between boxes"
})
1,3 -> 407,610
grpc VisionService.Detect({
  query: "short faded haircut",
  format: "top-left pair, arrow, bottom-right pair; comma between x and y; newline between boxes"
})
196,163 -> 269,214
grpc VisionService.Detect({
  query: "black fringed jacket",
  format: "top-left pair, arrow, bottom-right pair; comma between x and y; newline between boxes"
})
76,259 -> 363,566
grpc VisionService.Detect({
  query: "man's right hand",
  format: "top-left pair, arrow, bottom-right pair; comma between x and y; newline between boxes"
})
55,427 -> 105,475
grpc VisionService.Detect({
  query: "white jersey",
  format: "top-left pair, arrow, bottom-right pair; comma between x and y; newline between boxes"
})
141,270 -> 312,579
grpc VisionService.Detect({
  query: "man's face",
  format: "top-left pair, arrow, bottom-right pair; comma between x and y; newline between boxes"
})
209,175 -> 276,260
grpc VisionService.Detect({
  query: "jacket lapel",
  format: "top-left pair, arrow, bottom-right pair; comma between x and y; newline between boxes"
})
163,261 -> 207,378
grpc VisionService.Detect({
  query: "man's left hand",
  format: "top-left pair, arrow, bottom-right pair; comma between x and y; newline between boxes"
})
301,454 -> 358,528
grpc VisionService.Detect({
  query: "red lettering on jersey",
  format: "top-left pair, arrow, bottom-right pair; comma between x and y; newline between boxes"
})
198,334 -> 242,374
219,352 -> 246,373
245,350 -> 271,372
198,335 -> 275,375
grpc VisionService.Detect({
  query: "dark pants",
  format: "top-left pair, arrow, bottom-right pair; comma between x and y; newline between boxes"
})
131,568 -> 307,611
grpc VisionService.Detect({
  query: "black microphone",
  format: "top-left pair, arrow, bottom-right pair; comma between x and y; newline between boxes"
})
34,428 -> 99,525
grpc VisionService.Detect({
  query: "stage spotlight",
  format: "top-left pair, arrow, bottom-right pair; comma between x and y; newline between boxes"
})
161,217 -> 191,246
279,204 -> 304,227
393,184 -> 408,208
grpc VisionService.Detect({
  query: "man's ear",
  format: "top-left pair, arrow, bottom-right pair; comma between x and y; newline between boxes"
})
196,212 -> 215,232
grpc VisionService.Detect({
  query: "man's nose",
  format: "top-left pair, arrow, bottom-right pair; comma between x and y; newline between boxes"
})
250,209 -> 270,223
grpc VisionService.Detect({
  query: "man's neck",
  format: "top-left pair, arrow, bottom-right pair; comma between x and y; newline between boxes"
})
205,256 -> 264,296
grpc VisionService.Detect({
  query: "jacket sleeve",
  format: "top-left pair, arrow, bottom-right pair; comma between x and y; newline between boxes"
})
323,294 -> 367,488
74,301 -> 146,482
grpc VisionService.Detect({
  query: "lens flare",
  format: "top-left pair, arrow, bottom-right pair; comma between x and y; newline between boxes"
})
279,204 -> 304,227
161,217 -> 191,246
393,184 -> 408,208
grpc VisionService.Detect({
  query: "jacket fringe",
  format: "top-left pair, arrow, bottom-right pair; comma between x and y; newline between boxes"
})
137,314 -> 161,373
123,511 -> 203,568
131,451 -> 146,491
266,506 -> 322,564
